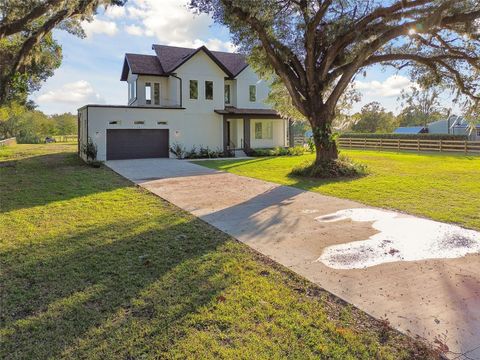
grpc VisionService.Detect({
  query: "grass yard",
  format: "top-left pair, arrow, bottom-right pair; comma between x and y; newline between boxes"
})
0,144 -> 435,359
198,150 -> 480,231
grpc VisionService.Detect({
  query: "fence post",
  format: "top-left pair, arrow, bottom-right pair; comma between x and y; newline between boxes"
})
364,138 -> 366,149
398,139 -> 400,150
439,139 -> 442,152
465,140 -> 468,154
380,138 -> 383,149
417,139 -> 420,152
349,138 -> 352,148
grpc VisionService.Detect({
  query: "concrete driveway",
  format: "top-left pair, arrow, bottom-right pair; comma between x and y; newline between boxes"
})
107,158 -> 480,359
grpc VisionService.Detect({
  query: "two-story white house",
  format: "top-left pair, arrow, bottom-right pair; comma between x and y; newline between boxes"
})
78,44 -> 289,161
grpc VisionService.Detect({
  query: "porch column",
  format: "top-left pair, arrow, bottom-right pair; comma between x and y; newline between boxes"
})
243,116 -> 251,151
223,116 -> 228,152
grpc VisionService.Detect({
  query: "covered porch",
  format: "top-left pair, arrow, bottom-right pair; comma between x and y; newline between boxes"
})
215,107 -> 289,154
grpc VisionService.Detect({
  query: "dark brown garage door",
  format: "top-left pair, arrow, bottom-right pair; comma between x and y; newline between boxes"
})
107,129 -> 169,160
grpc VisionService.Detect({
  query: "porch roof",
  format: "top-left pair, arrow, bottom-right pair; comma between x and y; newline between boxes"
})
214,106 -> 281,118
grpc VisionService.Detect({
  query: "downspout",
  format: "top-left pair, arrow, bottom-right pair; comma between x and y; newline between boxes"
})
171,74 -> 182,107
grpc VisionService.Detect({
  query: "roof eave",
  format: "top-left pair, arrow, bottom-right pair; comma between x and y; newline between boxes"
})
120,57 -> 130,81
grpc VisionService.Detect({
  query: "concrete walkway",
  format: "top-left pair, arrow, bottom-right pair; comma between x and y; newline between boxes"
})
107,158 -> 480,359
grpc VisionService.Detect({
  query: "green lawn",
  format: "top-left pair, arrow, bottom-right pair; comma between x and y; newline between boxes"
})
198,150 -> 480,230
0,144 -> 435,359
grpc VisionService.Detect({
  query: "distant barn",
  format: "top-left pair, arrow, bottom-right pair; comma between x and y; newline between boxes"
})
393,126 -> 428,134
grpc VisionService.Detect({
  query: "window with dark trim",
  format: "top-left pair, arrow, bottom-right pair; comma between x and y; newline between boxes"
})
129,81 -> 137,102
224,84 -> 231,104
109,121 -> 119,125
190,80 -> 198,99
145,82 -> 152,104
249,85 -> 256,102
205,81 -> 213,100
157,121 -> 167,125
154,83 -> 160,105
254,121 -> 273,140
134,121 -> 144,125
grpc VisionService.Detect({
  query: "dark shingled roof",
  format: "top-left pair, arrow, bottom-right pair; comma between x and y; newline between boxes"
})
121,54 -> 165,81
121,44 -> 248,81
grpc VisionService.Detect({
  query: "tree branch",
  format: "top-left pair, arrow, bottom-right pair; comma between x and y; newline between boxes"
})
0,0 -> 65,39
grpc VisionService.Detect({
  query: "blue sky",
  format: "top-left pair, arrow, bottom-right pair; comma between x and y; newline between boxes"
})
31,0 -> 440,115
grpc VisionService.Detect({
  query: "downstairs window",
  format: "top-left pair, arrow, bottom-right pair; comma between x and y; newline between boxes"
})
254,121 -> 273,140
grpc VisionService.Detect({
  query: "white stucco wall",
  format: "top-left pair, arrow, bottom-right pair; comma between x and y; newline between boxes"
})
126,71 -> 138,106
78,107 -> 88,161
235,67 -> 271,109
250,119 -> 287,148
224,79 -> 236,107
125,51 -> 273,112
82,106 -> 223,161
133,75 -> 171,106
174,51 -> 227,114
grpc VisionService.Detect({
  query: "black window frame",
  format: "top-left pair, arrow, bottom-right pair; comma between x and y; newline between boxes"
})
205,80 -> 213,100
224,84 -> 231,104
145,82 -> 152,105
189,80 -> 198,100
249,85 -> 256,102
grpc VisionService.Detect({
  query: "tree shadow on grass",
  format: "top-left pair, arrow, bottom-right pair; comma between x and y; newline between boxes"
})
1,216 -> 233,359
285,171 -> 369,192
0,152 -> 127,213
194,156 -> 272,171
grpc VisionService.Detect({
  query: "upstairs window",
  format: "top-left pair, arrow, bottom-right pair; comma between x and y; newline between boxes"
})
145,82 -> 152,104
224,84 -> 231,104
205,81 -> 213,100
190,80 -> 198,99
254,121 -> 273,140
249,85 -> 256,102
129,81 -> 137,101
154,83 -> 160,105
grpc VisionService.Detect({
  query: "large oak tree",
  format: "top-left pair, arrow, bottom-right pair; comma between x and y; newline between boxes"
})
0,0 -> 125,104
190,0 -> 480,165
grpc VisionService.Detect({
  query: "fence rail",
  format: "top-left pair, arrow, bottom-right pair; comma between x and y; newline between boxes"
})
0,137 -> 17,146
338,137 -> 480,154
52,135 -> 77,143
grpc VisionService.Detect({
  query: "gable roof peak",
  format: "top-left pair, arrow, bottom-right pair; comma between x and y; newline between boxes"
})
122,44 -> 248,80
152,43 -> 247,77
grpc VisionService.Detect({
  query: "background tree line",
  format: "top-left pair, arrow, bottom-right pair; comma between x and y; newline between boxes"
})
0,101 -> 76,143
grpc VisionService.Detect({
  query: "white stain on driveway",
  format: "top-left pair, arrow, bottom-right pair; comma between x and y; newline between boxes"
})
316,208 -> 480,269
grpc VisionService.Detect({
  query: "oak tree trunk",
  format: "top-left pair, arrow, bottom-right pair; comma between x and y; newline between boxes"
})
309,113 -> 338,165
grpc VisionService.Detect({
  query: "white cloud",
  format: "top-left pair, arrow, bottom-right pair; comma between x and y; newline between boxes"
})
36,81 -> 104,106
82,17 -> 118,38
125,24 -> 144,36
172,38 -> 236,52
123,0 -> 233,51
354,75 -> 414,97
105,5 -> 126,19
